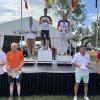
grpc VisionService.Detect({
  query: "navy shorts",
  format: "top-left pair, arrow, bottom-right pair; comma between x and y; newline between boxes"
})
8,74 -> 22,83
41,30 -> 49,40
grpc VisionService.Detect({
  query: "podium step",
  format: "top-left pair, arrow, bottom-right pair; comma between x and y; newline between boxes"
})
37,50 -> 52,66
37,61 -> 52,66
56,55 -> 72,66
24,58 -> 35,66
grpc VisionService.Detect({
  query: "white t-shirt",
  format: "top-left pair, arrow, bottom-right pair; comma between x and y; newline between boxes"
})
0,51 -> 6,75
40,16 -> 52,30
58,20 -> 70,34
26,24 -> 37,39
71,52 -> 90,76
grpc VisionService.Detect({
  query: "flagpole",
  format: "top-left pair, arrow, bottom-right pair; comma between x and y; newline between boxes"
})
20,0 -> 23,51
70,23 -> 72,56
96,0 -> 98,51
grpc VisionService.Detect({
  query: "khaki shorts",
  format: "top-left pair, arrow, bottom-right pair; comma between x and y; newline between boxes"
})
26,38 -> 35,47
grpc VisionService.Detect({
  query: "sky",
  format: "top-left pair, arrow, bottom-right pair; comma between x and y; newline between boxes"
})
0,0 -> 100,28
83,0 -> 100,28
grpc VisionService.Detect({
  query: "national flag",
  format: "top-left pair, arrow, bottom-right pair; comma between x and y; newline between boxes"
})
71,0 -> 81,16
75,0 -> 81,16
24,0 -> 28,9
71,0 -> 76,12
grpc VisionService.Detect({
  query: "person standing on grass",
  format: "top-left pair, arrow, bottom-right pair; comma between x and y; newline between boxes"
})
96,49 -> 100,74
0,49 -> 6,93
71,46 -> 90,100
6,43 -> 24,98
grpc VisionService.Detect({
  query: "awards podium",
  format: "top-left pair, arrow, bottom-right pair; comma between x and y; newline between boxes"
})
24,57 -> 35,66
37,50 -> 52,66
56,55 -> 72,66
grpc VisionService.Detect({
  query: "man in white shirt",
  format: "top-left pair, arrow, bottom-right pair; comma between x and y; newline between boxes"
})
39,8 -> 52,50
0,49 -> 6,89
57,13 -> 70,55
25,16 -> 37,58
71,46 -> 90,100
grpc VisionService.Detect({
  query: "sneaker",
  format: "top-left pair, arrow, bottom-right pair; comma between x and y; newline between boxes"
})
84,96 -> 90,100
48,47 -> 51,50
61,52 -> 64,55
26,55 -> 30,59
32,56 -> 34,59
40,46 -> 46,50
64,52 -> 68,55
73,96 -> 77,100
57,52 -> 61,56
40,47 -> 43,50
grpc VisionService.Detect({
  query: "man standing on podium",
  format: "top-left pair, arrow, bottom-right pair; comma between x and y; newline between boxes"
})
57,13 -> 70,55
39,8 -> 52,50
25,16 -> 37,58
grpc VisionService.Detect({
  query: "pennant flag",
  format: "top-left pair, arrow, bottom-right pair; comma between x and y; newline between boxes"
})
75,1 -> 82,16
96,0 -> 97,8
71,0 -> 81,16
71,0 -> 76,12
24,0 -> 28,9
45,0 -> 53,8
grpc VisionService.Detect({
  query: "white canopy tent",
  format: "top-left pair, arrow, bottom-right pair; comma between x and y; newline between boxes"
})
0,17 -> 61,50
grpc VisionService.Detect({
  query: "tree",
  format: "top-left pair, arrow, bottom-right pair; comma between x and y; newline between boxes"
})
71,26 -> 90,45
50,0 -> 87,47
90,17 -> 100,47
51,0 -> 85,17
51,0 -> 70,16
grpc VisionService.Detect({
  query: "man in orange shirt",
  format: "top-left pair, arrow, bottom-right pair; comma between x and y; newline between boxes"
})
6,43 -> 24,98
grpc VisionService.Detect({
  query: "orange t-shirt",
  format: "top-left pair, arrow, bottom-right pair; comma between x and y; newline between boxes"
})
7,50 -> 24,69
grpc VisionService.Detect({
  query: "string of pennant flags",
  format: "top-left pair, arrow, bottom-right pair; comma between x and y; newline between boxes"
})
23,0 -> 99,10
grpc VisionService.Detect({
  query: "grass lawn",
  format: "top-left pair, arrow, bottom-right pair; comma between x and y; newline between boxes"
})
0,96 -> 100,100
